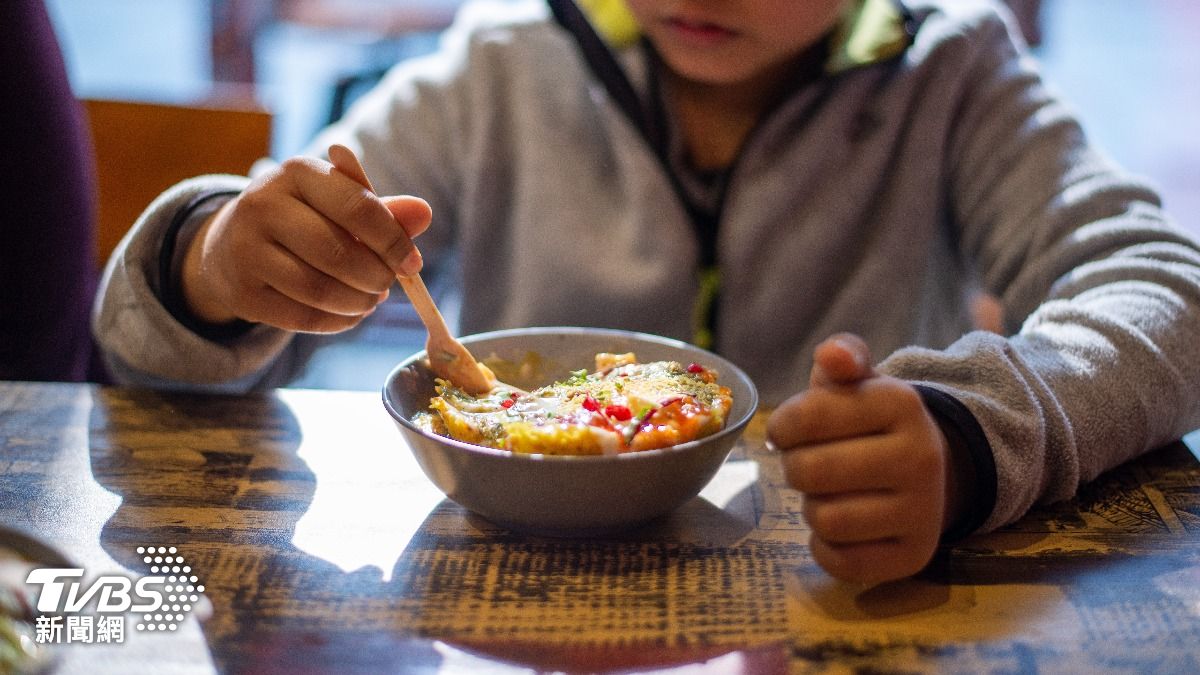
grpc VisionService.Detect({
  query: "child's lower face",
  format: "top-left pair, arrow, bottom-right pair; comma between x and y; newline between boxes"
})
623,0 -> 849,88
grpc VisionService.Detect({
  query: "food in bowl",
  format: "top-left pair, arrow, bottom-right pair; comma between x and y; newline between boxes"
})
413,352 -> 732,455
383,327 -> 759,535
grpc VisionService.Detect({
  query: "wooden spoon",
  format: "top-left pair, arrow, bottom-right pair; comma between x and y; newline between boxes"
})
328,144 -> 495,395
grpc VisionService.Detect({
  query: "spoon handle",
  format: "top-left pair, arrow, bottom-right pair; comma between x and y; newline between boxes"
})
396,273 -> 451,344
327,144 -> 493,394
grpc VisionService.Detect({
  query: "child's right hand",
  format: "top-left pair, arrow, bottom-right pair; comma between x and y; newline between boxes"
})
180,156 -> 432,333
766,334 -> 955,584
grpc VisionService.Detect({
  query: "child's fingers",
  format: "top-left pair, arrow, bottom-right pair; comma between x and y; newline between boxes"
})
257,245 -> 384,318
381,195 -> 433,239
236,283 -> 371,334
810,332 -> 875,387
267,209 -> 397,295
802,492 -> 909,544
292,156 -> 423,277
781,434 -> 910,495
769,377 -> 925,447
808,534 -> 936,584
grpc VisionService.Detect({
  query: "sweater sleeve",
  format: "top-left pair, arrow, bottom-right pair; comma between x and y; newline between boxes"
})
878,6 -> 1200,532
91,175 -> 304,391
90,4 -> 516,391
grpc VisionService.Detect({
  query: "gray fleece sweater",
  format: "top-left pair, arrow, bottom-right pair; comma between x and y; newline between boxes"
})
93,0 -> 1200,534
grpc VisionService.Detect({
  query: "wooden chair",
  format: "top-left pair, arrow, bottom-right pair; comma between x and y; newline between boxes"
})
82,95 -> 272,268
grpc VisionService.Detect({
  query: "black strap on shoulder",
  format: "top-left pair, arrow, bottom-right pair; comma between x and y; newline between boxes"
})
545,0 -> 665,153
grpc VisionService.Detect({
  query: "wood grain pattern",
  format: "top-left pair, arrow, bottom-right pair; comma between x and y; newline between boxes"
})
2,381 -> 1199,673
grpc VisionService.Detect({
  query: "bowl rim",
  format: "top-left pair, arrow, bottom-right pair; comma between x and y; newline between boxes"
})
381,326 -> 760,463
0,524 -> 74,567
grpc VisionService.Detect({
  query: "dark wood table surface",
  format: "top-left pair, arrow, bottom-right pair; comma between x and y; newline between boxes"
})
3,380 -> 1200,673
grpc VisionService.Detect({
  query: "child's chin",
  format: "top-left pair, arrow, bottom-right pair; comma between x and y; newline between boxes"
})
657,52 -> 762,88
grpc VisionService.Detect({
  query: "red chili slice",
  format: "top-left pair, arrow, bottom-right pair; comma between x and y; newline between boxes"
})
582,395 -> 599,412
687,362 -> 705,374
500,399 -> 514,409
604,404 -> 632,421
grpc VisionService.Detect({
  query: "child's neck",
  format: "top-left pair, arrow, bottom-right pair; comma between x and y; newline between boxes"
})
663,61 -> 799,172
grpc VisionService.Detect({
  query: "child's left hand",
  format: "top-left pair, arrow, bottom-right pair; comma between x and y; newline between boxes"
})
766,333 -> 952,584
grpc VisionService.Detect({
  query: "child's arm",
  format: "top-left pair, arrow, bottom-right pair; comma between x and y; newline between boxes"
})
833,5 -> 1200,555
179,157 -> 431,333
92,6 -> 481,390
767,334 -> 970,583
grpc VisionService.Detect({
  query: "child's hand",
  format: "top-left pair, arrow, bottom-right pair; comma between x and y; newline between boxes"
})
766,333 -> 951,584
180,157 -> 432,333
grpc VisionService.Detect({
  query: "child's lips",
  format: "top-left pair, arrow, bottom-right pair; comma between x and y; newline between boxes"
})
663,16 -> 737,46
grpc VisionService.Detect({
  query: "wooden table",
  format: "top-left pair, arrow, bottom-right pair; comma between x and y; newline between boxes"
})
3,381 -> 1200,673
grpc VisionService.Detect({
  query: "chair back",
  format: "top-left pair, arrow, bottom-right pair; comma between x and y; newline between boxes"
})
83,96 -> 272,268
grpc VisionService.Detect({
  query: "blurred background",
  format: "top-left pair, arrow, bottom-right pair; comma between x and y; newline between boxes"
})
43,0 -> 1200,389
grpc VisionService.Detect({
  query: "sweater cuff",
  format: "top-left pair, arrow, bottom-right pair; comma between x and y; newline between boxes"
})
158,190 -> 255,342
914,384 -> 998,541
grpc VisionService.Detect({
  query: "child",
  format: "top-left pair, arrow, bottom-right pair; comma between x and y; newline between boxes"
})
93,0 -> 1200,583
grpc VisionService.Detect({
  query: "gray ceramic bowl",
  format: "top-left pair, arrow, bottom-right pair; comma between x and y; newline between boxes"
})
382,327 -> 759,536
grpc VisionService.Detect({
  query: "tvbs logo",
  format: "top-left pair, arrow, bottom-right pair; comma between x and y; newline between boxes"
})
27,568 -> 166,613
26,546 -> 205,634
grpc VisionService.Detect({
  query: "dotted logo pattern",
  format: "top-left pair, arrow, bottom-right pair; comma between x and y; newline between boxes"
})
134,546 -> 206,632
